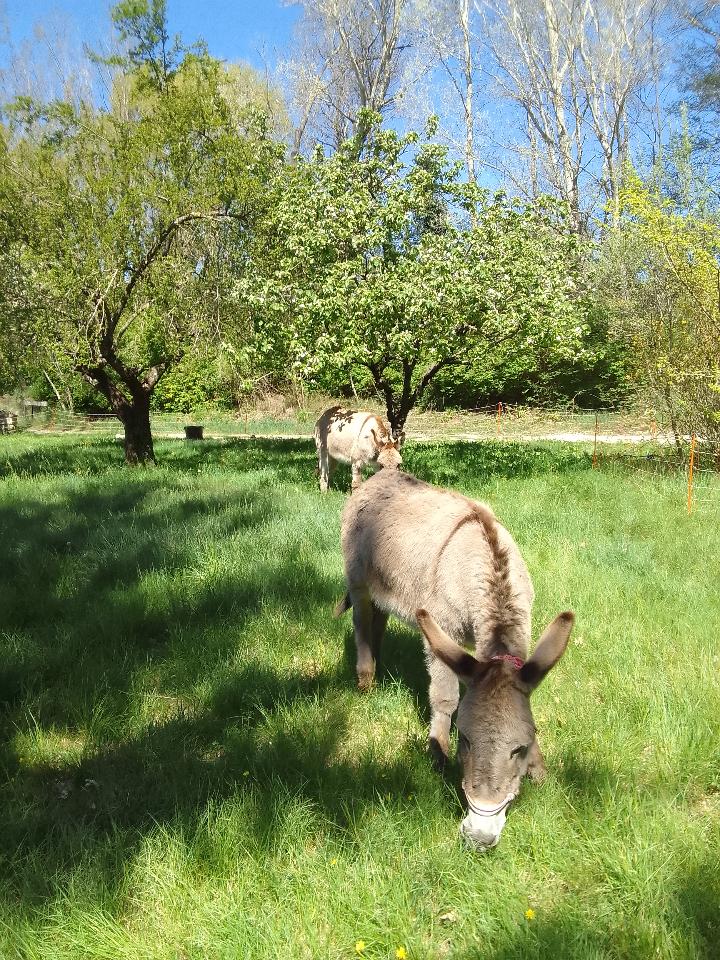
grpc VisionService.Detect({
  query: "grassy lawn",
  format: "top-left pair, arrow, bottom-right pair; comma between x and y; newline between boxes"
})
0,434 -> 718,959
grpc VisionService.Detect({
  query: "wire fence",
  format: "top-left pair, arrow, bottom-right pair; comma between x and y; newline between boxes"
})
407,403 -> 677,442
4,403 -> 718,514
8,408 -> 312,437
2,401 -> 690,441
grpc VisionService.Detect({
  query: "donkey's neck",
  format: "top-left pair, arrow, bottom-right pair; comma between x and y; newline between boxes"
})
482,623 -> 528,661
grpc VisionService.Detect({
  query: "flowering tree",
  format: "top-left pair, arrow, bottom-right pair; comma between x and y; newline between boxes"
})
601,169 -> 720,442
246,118 -> 586,436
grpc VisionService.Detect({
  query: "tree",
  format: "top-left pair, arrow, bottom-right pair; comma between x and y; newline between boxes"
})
479,0 -> 669,232
2,39 -> 281,462
245,116 -> 586,436
599,167 -> 720,441
679,2 -> 720,162
403,0 -> 484,185
281,0 -> 415,153
111,0 -> 183,93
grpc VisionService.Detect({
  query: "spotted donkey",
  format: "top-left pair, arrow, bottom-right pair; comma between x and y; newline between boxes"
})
314,405 -> 402,493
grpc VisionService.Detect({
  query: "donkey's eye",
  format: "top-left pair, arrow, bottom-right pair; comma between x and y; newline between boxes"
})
510,744 -> 529,759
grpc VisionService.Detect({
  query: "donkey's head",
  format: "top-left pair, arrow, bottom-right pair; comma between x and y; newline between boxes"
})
416,609 -> 573,852
371,429 -> 403,470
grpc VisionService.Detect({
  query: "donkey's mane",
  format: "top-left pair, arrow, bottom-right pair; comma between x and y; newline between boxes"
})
436,502 -> 523,653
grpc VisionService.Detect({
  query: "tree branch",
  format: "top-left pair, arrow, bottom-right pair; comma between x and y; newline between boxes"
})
110,209 -> 242,329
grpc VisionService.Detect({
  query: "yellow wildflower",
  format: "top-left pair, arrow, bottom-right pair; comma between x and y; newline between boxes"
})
525,908 -> 536,921
396,948 -> 408,959
330,857 -> 338,865
355,941 -> 366,954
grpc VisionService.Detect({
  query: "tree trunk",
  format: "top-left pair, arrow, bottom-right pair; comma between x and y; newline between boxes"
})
120,396 -> 155,465
387,407 -> 406,440
369,357 -> 454,441
78,358 -> 163,465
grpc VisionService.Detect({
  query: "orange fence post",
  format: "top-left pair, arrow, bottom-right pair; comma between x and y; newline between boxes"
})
687,434 -> 696,514
592,412 -> 599,469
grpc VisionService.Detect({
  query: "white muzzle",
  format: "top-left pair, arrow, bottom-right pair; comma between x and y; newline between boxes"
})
460,790 -> 516,851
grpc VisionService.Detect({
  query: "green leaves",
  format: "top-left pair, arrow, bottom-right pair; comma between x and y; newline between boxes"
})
110,0 -> 184,94
1,47 -> 281,417
248,119 -> 586,429
600,167 -> 720,438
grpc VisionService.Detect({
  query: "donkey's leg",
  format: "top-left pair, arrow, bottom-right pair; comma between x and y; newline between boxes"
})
327,455 -> 337,490
371,604 -> 389,664
350,459 -> 363,491
318,444 -> 330,492
351,588 -> 376,691
424,641 -> 460,770
527,737 -> 547,783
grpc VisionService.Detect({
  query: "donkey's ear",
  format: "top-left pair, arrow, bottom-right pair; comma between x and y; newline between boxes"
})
519,611 -> 574,692
416,609 -> 486,684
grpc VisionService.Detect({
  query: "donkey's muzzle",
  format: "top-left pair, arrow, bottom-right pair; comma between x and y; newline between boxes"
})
459,811 -> 506,852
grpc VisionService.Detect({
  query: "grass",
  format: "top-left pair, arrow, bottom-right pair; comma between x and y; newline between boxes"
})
0,433 -> 718,959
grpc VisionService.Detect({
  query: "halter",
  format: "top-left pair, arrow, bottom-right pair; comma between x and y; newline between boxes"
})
491,653 -> 525,671
463,786 -> 517,818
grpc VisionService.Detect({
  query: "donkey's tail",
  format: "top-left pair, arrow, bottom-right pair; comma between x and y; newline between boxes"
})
333,593 -> 352,618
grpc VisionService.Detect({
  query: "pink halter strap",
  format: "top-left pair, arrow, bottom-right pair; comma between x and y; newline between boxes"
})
491,654 -> 525,671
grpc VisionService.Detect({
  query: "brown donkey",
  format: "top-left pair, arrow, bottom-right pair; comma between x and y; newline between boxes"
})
336,468 -> 573,851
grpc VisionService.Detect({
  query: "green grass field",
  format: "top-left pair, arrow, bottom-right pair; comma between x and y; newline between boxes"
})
1,434 -> 718,959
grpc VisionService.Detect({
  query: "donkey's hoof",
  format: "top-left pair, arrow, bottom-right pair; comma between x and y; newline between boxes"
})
357,672 -> 374,693
428,736 -> 449,773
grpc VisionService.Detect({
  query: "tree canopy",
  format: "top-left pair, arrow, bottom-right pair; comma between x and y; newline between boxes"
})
1,15 -> 282,461
601,167 -> 720,440
245,118 -> 587,434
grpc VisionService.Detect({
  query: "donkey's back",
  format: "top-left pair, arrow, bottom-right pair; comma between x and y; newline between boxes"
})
340,469 -> 534,657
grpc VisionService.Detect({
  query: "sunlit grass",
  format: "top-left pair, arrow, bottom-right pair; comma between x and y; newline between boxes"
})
0,434 -> 718,959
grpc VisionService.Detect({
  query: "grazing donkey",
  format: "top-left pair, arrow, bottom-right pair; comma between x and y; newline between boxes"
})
314,405 -> 402,493
335,469 -> 574,851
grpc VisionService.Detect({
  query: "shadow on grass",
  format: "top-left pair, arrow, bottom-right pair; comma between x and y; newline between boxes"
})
454,913 -> 619,960
0,482 -> 288,722
674,852 -> 720,959
0,434 -> 648,921
1,434 -> 596,487
0,449 -> 437,910
7,665 -> 429,888
455,875 -> 719,960
449,849 -> 720,960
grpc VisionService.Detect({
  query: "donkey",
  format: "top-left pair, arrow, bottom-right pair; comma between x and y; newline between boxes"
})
335,468 -> 574,851
314,405 -> 402,493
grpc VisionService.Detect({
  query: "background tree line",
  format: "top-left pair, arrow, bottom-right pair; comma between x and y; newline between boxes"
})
1,0 -> 718,461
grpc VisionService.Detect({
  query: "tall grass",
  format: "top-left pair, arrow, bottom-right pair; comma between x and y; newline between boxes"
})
0,435 -> 718,959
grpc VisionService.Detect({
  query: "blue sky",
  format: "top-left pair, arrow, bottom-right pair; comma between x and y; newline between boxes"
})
3,1 -> 299,71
